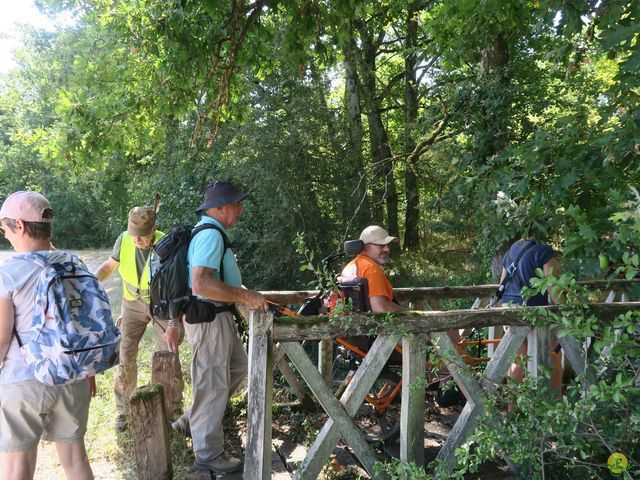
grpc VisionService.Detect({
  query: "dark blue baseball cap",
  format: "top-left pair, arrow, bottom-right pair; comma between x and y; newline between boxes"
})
195,180 -> 250,213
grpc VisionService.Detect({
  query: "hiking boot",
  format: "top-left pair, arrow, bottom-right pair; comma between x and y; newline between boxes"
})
171,417 -> 191,438
195,453 -> 243,474
115,414 -> 128,432
192,468 -> 215,480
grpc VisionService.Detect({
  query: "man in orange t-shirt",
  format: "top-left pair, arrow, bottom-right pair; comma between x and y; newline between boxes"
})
340,225 -> 404,313
341,225 -> 465,407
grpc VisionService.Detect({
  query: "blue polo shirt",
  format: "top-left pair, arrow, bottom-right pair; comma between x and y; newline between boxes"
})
187,216 -> 242,302
501,239 -> 555,306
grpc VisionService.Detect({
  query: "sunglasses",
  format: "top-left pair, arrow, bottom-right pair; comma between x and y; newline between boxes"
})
133,231 -> 155,241
0,218 -> 16,234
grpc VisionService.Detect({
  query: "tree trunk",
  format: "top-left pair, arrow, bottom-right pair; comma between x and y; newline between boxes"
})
480,35 -> 511,264
403,2 -> 420,250
490,242 -> 510,282
384,146 -> 399,238
480,35 -> 509,78
341,22 -> 369,226
357,24 -> 398,235
478,34 -> 510,161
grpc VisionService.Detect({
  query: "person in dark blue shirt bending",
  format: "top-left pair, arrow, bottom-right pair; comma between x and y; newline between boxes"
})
499,237 -> 563,396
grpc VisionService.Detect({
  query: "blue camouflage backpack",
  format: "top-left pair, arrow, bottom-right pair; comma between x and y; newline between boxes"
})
14,252 -> 121,385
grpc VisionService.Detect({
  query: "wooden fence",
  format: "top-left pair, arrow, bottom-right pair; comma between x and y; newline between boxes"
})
243,280 -> 638,479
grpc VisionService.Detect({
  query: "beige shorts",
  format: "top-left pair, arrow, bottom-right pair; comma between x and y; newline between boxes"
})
0,379 -> 90,452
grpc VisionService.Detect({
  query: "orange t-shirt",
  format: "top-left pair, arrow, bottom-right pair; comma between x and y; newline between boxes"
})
340,254 -> 393,302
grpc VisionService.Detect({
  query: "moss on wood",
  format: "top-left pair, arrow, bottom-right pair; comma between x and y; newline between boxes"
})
130,383 -> 164,403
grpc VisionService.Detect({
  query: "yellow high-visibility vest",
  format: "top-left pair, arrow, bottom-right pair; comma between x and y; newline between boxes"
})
119,230 -> 164,302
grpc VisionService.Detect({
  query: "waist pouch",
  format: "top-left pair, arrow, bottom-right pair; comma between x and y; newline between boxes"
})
185,297 -> 236,324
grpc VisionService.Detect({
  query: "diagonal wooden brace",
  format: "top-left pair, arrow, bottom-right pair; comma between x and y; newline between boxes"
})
273,342 -> 315,409
435,326 -> 529,471
558,334 -> 595,386
282,335 -> 400,480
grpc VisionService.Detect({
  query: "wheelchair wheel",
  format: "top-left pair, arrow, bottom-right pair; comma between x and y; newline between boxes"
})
353,375 -> 401,446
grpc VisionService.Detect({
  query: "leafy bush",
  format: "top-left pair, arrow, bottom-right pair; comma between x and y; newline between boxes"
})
439,272 -> 639,480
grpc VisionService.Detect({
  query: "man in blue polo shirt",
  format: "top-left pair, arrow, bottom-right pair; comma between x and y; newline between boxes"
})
501,238 -> 557,306
165,180 -> 267,475
500,237 -> 563,394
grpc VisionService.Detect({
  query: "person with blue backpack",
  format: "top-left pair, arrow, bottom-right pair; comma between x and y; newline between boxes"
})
95,203 -> 185,432
0,191 -> 119,480
165,180 -> 267,476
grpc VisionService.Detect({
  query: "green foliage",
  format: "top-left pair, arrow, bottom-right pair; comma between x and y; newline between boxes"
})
373,202 -> 640,478
427,0 -> 640,275
1,3 -> 638,477
294,232 -> 341,291
438,302 -> 640,479
434,258 -> 640,479
0,0 -> 637,284
375,459 -> 431,479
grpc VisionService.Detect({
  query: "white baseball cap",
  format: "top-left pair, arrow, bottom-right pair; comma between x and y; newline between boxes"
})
359,225 -> 398,245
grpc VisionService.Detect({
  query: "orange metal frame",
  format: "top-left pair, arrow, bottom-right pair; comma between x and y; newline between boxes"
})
269,301 -> 500,415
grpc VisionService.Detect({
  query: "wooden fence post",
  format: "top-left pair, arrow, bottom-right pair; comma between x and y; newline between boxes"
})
130,383 -> 172,480
318,340 -> 334,387
244,309 -> 274,480
527,327 -> 551,387
151,351 -> 178,420
400,335 -> 425,466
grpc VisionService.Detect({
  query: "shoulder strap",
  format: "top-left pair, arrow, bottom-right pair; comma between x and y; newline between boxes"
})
191,223 -> 230,282
506,240 -> 537,285
10,252 -> 49,349
492,240 -> 537,304
14,251 -> 79,270
13,323 -> 23,348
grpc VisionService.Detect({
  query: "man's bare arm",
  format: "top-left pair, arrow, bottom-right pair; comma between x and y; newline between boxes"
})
94,257 -> 119,282
191,266 -> 267,309
499,267 -> 507,283
0,299 -> 15,362
369,295 -> 405,313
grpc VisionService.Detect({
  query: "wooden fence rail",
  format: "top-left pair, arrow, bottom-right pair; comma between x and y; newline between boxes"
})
260,278 -> 634,306
243,280 -> 638,479
268,302 -> 637,341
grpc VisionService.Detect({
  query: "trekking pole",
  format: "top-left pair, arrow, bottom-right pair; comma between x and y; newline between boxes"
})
267,301 -> 300,317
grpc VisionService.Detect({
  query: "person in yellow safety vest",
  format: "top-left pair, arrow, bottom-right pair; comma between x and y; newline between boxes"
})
95,205 -> 184,432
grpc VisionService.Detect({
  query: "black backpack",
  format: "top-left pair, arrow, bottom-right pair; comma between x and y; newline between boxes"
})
149,223 -> 229,320
338,277 -> 371,312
